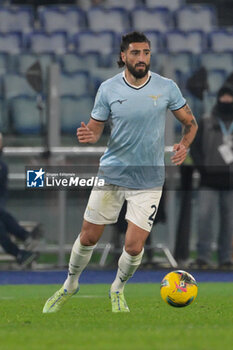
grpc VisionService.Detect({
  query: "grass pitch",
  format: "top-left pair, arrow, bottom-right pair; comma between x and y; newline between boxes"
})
0,283 -> 232,350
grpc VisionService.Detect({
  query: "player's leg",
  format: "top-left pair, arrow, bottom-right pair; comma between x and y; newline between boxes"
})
110,188 -> 162,312
63,186 -> 124,293
43,220 -> 104,314
111,221 -> 149,291
63,220 -> 105,293
110,221 -> 149,312
43,186 -> 124,313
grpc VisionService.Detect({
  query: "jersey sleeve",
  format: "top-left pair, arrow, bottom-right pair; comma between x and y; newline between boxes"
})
91,84 -> 110,122
168,80 -> 186,111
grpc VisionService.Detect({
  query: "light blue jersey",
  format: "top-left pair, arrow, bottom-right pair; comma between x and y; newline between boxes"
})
91,71 -> 186,189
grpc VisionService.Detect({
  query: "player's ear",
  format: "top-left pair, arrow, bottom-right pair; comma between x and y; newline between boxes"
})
121,51 -> 126,64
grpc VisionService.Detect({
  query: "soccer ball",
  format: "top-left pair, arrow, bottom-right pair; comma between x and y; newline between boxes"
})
160,270 -> 198,307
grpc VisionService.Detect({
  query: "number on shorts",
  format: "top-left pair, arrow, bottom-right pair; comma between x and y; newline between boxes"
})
148,204 -> 157,224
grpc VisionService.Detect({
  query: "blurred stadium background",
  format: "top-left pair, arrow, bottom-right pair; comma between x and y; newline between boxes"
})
0,0 -> 232,269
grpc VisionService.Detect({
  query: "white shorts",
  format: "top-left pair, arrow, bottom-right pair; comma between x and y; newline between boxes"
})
84,184 -> 162,232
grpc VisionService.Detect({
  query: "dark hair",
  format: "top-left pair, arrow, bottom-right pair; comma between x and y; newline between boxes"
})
217,84 -> 233,99
117,31 -> 151,68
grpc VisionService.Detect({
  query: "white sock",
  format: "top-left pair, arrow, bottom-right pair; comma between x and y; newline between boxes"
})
63,234 -> 96,293
111,247 -> 144,293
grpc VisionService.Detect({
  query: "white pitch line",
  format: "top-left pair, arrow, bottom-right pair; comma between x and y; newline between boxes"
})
73,295 -> 105,298
0,296 -> 15,300
0,295 -> 105,300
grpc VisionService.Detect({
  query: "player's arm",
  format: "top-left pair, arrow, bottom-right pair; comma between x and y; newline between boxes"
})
77,118 -> 105,144
171,104 -> 198,165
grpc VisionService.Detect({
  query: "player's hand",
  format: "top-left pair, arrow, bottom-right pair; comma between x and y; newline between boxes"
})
77,122 -> 96,143
171,143 -> 188,165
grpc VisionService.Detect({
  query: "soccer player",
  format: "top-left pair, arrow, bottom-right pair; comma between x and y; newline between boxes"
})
43,31 -> 198,313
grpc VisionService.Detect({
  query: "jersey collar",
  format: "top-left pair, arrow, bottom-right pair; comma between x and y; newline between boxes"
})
122,70 -> 151,90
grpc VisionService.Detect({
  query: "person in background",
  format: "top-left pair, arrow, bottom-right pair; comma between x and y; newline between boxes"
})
191,85 -> 233,269
0,133 -> 41,267
174,67 -> 208,268
174,163 -> 194,267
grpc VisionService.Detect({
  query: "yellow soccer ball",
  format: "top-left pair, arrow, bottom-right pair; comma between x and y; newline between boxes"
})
160,270 -> 198,307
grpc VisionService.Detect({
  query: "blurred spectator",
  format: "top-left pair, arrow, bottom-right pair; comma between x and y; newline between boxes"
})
190,84 -> 233,269
174,164 -> 194,267
174,68 -> 208,267
0,133 -> 41,267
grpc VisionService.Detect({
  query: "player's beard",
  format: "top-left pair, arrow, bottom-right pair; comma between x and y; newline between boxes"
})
125,61 -> 150,79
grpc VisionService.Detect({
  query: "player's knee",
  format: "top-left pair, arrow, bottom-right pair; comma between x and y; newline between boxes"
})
125,244 -> 143,256
80,231 -> 97,246
80,221 -> 101,246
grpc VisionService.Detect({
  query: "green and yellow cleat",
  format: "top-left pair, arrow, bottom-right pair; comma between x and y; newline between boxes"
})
110,291 -> 130,313
42,286 -> 79,313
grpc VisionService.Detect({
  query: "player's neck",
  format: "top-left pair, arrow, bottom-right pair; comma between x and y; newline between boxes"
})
124,69 -> 150,87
